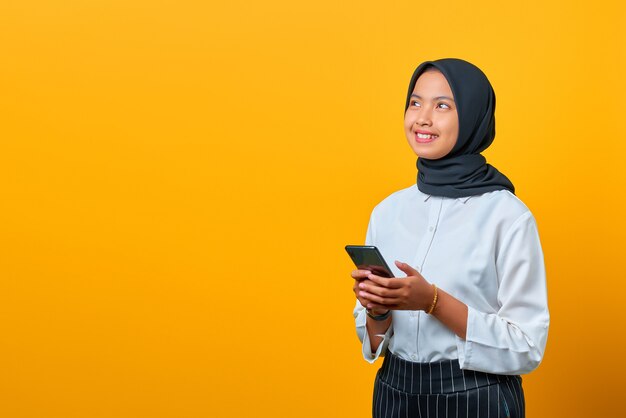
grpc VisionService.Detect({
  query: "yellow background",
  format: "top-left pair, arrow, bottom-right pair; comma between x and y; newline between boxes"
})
1,1 -> 624,417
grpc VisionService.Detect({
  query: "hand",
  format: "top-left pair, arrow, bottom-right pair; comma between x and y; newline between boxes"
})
357,260 -> 433,311
351,269 -> 388,316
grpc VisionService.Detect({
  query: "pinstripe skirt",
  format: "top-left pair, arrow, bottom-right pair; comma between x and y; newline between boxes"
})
373,350 -> 525,418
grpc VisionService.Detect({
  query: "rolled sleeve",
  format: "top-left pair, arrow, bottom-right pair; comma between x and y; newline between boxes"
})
456,211 -> 550,374
351,213 -> 393,363
354,300 -> 393,363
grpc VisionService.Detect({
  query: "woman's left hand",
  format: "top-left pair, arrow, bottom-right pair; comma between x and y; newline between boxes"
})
358,260 -> 434,311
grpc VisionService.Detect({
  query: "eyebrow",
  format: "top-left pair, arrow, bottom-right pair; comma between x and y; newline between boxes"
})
410,94 -> 455,102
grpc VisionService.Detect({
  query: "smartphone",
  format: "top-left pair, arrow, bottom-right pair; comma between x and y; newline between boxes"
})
345,245 -> 394,278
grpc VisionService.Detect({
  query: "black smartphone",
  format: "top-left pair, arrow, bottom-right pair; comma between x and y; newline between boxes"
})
345,245 -> 394,278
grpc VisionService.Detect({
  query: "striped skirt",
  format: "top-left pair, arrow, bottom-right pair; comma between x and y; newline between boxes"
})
373,350 -> 525,418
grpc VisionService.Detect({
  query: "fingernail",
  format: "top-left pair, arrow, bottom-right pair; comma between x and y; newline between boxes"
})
359,283 -> 365,289
359,291 -> 366,297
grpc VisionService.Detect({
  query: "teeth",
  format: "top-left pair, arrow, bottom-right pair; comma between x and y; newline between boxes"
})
417,133 -> 437,139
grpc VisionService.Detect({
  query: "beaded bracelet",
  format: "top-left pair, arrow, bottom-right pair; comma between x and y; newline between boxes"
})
426,284 -> 438,315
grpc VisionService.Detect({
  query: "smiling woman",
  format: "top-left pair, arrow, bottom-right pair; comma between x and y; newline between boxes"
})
350,58 -> 549,418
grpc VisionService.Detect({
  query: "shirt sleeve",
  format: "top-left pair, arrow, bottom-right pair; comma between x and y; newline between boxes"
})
354,300 -> 393,363
353,215 -> 394,363
455,211 -> 550,375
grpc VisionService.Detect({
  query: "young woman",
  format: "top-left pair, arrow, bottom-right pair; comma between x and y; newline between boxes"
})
351,58 -> 549,418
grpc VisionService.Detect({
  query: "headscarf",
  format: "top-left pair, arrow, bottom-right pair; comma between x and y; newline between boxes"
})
405,58 -> 515,198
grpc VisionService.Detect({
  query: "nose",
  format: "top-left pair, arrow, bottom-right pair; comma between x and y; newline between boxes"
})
417,107 -> 433,126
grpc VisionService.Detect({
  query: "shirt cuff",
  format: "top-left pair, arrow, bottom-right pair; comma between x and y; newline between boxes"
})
357,311 -> 393,364
455,305 -> 475,369
455,304 -> 547,374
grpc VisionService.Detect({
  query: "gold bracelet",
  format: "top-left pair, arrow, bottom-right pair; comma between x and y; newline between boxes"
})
426,284 -> 438,314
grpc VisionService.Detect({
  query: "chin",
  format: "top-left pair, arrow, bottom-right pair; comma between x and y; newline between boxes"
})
410,147 -> 438,160
416,151 -> 445,160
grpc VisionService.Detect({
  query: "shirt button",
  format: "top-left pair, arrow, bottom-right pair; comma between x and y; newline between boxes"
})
411,354 -> 417,360
429,226 -> 434,232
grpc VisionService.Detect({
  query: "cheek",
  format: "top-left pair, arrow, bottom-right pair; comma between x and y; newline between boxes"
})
404,115 -> 414,131
450,124 -> 459,143
446,126 -> 459,151
443,117 -> 459,137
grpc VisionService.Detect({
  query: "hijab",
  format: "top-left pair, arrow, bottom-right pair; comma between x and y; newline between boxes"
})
405,58 -> 515,198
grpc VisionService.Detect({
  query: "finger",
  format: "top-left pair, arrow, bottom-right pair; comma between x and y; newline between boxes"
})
358,281 -> 401,298
356,296 -> 369,308
358,279 -> 376,287
366,302 -> 399,311
353,286 -> 368,306
367,274 -> 404,289
358,290 -> 401,306
351,269 -> 372,279
354,279 -> 376,296
394,260 -> 420,277
354,279 -> 377,295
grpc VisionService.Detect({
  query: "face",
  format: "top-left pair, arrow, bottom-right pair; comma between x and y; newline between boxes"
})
404,70 -> 459,160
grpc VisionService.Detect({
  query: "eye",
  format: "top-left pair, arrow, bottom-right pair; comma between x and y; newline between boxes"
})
410,100 -> 421,107
437,103 -> 451,109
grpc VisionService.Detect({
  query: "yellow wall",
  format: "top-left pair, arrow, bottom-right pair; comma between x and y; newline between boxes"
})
1,1 -> 624,416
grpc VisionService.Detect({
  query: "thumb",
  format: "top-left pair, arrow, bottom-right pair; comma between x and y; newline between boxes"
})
395,260 -> 419,277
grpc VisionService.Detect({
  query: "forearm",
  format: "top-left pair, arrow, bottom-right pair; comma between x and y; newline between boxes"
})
431,288 -> 468,340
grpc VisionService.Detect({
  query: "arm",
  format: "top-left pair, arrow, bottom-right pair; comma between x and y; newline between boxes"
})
430,288 -> 468,339
358,212 -> 549,374
455,212 -> 549,374
352,217 -> 393,363
365,309 -> 393,352
353,299 -> 393,362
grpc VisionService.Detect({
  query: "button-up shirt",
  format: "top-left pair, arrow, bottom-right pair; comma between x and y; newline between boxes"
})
353,185 -> 549,375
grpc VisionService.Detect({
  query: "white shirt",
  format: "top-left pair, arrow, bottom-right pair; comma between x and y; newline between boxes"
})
353,185 -> 549,375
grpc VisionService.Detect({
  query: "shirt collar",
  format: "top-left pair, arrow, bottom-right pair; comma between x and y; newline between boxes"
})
423,194 -> 473,204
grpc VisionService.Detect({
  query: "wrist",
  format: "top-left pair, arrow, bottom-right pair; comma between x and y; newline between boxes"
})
426,283 -> 439,314
366,308 -> 391,321
367,307 -> 389,315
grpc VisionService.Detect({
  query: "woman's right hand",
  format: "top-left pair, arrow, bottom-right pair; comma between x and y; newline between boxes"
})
351,269 -> 389,316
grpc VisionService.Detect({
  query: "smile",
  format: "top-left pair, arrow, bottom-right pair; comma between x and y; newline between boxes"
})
417,133 -> 438,139
416,132 -> 438,143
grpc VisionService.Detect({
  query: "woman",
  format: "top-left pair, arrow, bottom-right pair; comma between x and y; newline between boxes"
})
351,58 -> 549,418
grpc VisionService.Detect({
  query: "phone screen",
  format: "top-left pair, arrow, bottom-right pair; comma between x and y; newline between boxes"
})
345,245 -> 394,278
